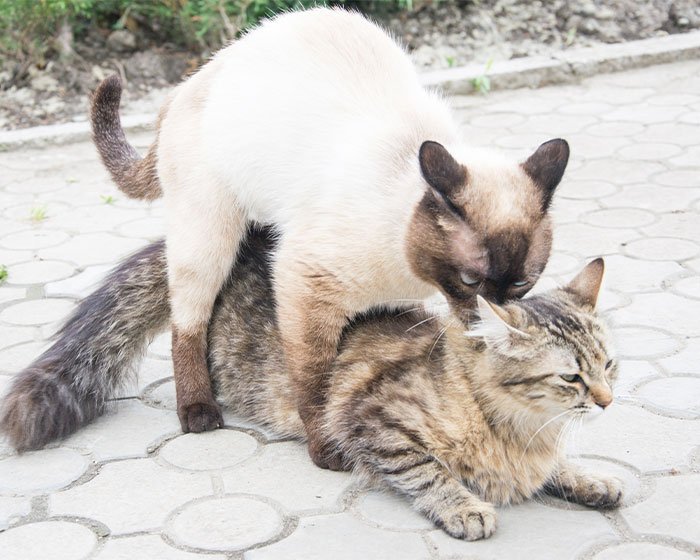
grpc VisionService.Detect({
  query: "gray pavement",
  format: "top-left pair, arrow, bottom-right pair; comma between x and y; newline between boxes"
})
0,59 -> 699,559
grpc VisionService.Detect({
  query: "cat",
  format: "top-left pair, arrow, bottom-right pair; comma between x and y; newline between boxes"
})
0,228 -> 622,540
90,7 -> 570,468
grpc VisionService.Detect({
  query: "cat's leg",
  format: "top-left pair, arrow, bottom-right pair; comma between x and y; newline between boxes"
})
365,450 -> 496,540
166,187 -> 246,433
544,460 -> 623,508
273,249 -> 351,470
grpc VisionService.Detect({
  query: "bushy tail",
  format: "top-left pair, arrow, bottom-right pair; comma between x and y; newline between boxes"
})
90,74 -> 163,200
0,241 -> 171,451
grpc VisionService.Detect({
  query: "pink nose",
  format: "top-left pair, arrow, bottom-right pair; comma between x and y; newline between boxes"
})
591,386 -> 613,409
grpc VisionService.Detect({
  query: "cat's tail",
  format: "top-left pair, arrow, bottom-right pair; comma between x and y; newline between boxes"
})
90,74 -> 163,200
0,241 -> 171,452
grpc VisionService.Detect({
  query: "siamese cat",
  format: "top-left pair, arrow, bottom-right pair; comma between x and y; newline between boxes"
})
90,8 -> 569,468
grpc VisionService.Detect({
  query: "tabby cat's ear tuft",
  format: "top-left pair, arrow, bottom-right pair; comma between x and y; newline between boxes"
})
521,138 -> 569,210
467,295 -> 529,346
419,141 -> 468,199
564,258 -> 605,310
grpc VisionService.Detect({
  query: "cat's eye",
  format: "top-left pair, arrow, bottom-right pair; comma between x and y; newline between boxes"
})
460,272 -> 480,286
512,280 -> 529,287
560,373 -> 581,383
605,359 -> 613,369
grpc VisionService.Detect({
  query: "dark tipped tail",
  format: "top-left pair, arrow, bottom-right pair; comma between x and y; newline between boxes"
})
90,74 -> 163,200
0,241 -> 171,451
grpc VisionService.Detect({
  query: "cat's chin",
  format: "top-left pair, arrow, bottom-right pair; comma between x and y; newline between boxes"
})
576,405 -> 607,421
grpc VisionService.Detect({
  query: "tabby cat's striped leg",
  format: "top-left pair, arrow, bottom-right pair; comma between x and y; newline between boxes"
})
544,460 -> 623,508
365,450 -> 497,541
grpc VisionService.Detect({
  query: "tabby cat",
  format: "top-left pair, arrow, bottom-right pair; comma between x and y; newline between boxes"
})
1,229 -> 622,540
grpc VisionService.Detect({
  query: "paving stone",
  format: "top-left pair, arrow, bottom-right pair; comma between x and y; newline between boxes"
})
593,542 -> 697,560
354,491 -> 433,531
583,208 -> 656,229
246,513 -> 430,560
0,298 -> 75,326
562,134 -> 630,160
557,101 -> 613,116
635,123 -> 699,146
167,496 -> 283,552
469,112 -> 527,129
159,430 -> 258,471
550,198 -> 600,226
542,252 -> 583,277
602,184 -> 699,213
657,337 -> 700,375
0,447 -> 88,495
617,142 -> 682,161
679,111 -> 700,125
622,474 -> 700,544
0,229 -> 70,250
5,260 -> 76,284
143,377 -> 177,409
148,332 -> 172,359
0,286 -> 25,305
45,264 -> 112,298
573,159 -> 665,185
602,255 -> 682,293
644,212 -> 700,241
0,341 -> 49,373
63,399 -> 179,461
51,458 -> 212,535
669,145 -> 700,167
221,441 -> 352,513
574,404 -> 698,473
613,293 -> 700,337
554,177 -> 618,201
585,121 -> 645,137
602,104 -> 685,124
553,223 -> 638,257
3,201 -> 71,222
0,496 -> 31,530
673,276 -> 700,300
96,535 -> 226,560
511,114 -> 597,135
38,232 -> 147,266
115,216 -> 165,239
426,501 -> 616,560
0,520 -> 97,560
0,247 -> 33,266
633,376 -> 700,418
613,360 -> 661,397
623,237 -> 699,262
47,204 -> 149,234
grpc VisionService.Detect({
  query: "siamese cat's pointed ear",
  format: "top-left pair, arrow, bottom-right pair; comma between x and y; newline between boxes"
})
467,295 -> 529,345
522,138 -> 569,210
565,258 -> 605,309
419,141 -> 467,198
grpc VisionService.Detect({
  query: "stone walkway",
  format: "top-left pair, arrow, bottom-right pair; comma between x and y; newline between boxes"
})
0,60 -> 699,560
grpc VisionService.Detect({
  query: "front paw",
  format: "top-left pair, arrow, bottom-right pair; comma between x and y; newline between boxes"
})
572,475 -> 624,509
178,402 -> 223,433
434,500 -> 497,541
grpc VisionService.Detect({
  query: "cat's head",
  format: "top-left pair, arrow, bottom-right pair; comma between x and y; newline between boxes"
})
407,139 -> 569,318
466,259 -> 617,424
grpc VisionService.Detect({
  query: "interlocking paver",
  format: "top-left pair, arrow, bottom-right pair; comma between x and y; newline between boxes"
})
0,520 -> 97,560
0,59 -> 699,559
167,496 -> 284,552
0,447 -> 88,494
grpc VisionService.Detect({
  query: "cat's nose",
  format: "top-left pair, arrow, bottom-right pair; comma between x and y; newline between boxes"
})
591,384 -> 613,409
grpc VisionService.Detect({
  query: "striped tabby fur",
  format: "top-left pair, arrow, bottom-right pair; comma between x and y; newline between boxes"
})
0,228 -> 622,539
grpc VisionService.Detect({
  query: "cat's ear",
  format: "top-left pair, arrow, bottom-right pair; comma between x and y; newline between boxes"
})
521,138 -> 569,210
467,295 -> 529,346
419,141 -> 467,199
564,258 -> 605,309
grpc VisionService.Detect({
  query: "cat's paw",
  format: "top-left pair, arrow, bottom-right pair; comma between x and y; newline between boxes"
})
178,402 -> 223,433
434,500 -> 497,541
573,475 -> 624,509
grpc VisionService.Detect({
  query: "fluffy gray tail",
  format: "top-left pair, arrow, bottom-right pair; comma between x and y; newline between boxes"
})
0,241 -> 170,451
90,74 -> 163,200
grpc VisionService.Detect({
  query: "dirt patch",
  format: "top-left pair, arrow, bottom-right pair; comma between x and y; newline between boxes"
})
2,0 -> 699,131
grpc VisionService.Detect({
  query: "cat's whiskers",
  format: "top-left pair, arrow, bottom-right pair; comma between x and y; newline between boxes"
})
405,314 -> 438,332
428,318 -> 456,360
518,409 -> 573,464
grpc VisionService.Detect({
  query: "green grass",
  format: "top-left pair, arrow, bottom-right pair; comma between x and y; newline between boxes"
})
29,205 -> 48,222
471,58 -> 494,95
0,265 -> 8,284
100,194 -> 116,205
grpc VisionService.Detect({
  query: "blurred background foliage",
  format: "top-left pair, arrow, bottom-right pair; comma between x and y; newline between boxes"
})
0,0 -> 419,66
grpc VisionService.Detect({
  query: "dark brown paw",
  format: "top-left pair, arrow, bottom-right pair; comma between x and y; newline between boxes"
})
178,402 -> 223,433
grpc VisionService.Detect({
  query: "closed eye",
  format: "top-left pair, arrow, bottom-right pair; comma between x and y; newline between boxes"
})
460,271 -> 480,286
512,280 -> 529,287
605,359 -> 613,369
